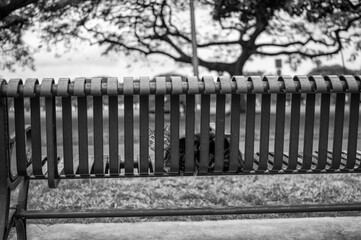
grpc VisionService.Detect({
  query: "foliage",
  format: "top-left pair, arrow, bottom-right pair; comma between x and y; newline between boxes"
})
308,64 -> 361,76
0,0 -> 37,71
1,0 -> 361,74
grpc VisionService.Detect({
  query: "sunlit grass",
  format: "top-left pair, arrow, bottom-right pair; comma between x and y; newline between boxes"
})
26,173 -> 361,224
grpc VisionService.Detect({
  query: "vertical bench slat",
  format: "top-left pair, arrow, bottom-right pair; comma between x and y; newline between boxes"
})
139,95 -> 149,175
30,97 -> 43,176
312,76 -> 328,171
287,94 -> 301,171
244,94 -> 256,171
214,94 -> 226,173
231,76 -> 248,173
317,93 -> 331,170
346,93 -> 360,169
215,76 -> 232,173
258,94 -> 271,171
14,97 -> 27,176
46,96 -> 59,188
169,77 -> 183,174
185,94 -> 195,174
272,93 -> 286,171
93,96 -> 104,175
78,97 -> 89,176
0,89 -> 10,193
57,79 -> 73,176
199,77 -> 215,174
185,76 -> 198,175
200,94 -> 211,174
40,79 -> 59,187
124,95 -> 134,175
123,77 -> 134,175
91,78 -> 104,175
229,94 -> 241,173
7,79 -> 27,176
23,78 -> 38,177
139,77 -> 150,175
302,93 -> 316,170
108,96 -> 119,175
170,95 -> 180,174
62,97 -> 74,176
331,93 -> 345,170
107,78 -> 119,175
154,77 -> 166,175
155,95 -> 165,174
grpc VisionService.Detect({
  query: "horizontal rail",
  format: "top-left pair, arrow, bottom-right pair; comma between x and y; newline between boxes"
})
1,75 -> 360,97
17,203 -> 361,219
25,168 -> 361,180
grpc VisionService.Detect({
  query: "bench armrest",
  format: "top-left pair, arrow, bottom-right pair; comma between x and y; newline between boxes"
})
9,125 -> 31,145
9,125 -> 32,177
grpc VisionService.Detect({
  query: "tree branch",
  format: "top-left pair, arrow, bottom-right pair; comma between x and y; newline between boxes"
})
0,14 -> 27,29
256,13 -> 361,58
256,37 -> 336,48
0,0 -> 38,20
198,40 -> 240,48
255,48 -> 341,58
101,37 -> 182,61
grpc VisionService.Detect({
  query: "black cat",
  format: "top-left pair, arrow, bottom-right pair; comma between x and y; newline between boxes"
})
163,127 -> 244,175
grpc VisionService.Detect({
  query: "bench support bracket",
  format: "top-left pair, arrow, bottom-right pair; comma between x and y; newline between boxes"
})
15,179 -> 29,240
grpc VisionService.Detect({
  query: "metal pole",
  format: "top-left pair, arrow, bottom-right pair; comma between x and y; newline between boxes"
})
340,49 -> 346,74
190,0 -> 200,109
275,59 -> 282,76
190,0 -> 199,78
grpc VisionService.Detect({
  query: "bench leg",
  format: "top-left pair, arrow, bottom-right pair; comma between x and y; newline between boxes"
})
0,184 -> 11,240
0,178 -> 30,240
15,179 -> 30,240
15,220 -> 27,240
0,97 -> 13,240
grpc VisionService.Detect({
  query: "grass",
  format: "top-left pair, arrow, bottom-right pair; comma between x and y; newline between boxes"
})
22,173 -> 361,224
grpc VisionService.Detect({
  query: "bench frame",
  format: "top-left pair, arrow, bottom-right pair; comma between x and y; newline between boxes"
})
1,75 -> 361,240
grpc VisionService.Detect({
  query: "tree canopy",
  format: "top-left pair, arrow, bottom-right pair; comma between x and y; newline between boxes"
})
308,64 -> 361,76
1,0 -> 361,75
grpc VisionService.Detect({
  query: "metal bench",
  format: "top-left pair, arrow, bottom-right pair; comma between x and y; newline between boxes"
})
1,75 -> 361,239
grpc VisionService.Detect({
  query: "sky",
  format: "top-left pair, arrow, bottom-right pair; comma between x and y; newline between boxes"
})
1,12 -> 360,82
2,41 -> 359,82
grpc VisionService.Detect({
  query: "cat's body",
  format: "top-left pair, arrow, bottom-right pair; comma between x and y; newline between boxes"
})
163,128 -> 244,175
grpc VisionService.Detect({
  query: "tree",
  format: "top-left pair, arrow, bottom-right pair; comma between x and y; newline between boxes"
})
0,0 -> 80,71
308,64 -> 361,76
1,0 -> 361,76
0,0 -> 39,71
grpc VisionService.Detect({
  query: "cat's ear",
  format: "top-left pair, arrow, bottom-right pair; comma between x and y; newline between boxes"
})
209,123 -> 216,135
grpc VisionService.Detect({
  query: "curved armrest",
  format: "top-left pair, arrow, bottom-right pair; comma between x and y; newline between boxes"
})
9,125 -> 32,180
9,125 -> 31,149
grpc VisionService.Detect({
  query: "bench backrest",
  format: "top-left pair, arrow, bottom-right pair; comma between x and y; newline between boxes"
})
1,75 -> 361,186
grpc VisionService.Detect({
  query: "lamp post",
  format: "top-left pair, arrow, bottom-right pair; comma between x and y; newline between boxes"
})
275,59 -> 282,75
190,0 -> 199,78
190,0 -> 200,108
340,48 -> 346,74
